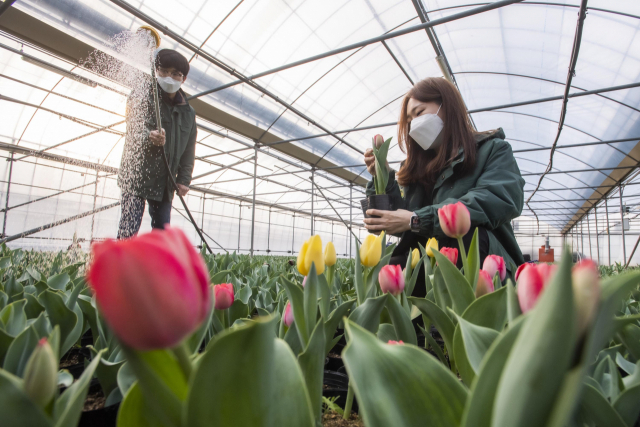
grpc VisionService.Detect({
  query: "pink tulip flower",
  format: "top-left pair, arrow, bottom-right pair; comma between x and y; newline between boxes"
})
438,202 -> 471,239
572,259 -> 600,334
87,226 -> 211,350
439,247 -> 459,266
283,301 -> 294,327
483,255 -> 506,282
214,283 -> 234,310
516,263 -> 557,313
379,264 -> 405,296
373,134 -> 384,148
515,263 -> 530,281
388,340 -> 404,345
475,269 -> 495,298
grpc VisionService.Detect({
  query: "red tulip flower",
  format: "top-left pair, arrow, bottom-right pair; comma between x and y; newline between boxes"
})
388,340 -> 404,345
379,264 -> 405,296
439,247 -> 459,266
87,226 -> 211,350
475,269 -> 495,298
438,202 -> 471,239
214,283 -> 234,310
483,255 -> 506,282
283,301 -> 294,327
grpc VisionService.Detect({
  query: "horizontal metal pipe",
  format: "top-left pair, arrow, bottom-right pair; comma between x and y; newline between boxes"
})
0,180 -> 98,213
191,155 -> 255,180
185,0 -> 525,99
0,201 -> 120,244
521,165 -> 636,176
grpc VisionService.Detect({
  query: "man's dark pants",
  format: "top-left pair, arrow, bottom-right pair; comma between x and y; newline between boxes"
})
117,191 -> 172,239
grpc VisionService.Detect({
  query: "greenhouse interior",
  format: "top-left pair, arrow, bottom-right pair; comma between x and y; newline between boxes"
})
0,0 -> 639,426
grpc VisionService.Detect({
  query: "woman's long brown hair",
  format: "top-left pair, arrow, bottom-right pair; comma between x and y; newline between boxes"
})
396,77 -> 480,189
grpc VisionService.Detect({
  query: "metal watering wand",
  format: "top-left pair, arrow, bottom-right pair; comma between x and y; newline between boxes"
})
137,26 -> 215,254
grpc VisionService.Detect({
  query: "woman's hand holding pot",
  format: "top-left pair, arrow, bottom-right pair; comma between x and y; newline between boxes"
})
364,209 -> 414,235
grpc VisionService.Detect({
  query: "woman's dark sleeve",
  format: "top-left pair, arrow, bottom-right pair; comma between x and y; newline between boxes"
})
412,140 -> 524,237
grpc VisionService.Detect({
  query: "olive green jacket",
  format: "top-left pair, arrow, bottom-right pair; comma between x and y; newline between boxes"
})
366,128 -> 525,274
118,87 -> 197,202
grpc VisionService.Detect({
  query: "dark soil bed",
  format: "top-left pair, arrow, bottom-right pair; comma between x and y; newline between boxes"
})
322,412 -> 364,426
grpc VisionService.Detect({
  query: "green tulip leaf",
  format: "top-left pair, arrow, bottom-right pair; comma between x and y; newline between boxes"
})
3,324 -> 38,376
24,293 -> 44,320
4,276 -> 23,303
613,383 -> 640,427
461,286 -> 507,331
298,320 -> 326,423
38,290 -> 78,356
323,300 -> 355,355
117,362 -> 136,397
385,294 -> 417,345
348,294 -> 388,335
616,352 -> 637,376
47,273 -> 70,291
343,320 -> 467,427
117,382 -> 164,427
492,247 -> 575,427
210,270 -> 232,285
617,323 -> 640,360
431,248 -> 475,315
432,267 -> 452,315
455,315 -> 499,373
304,264 -> 319,341
505,279 -> 521,323
466,228 -> 480,291
54,350 -> 103,427
579,384 -> 626,427
281,276 -> 308,346
317,273 -> 331,320
460,315 -> 526,427
0,369 -> 50,427
377,323 -> 398,343
354,239 -> 365,305
186,316 -> 314,427
0,299 -> 27,336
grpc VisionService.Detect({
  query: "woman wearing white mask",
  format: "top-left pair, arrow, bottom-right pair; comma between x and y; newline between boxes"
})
117,49 -> 197,239
363,77 -> 525,296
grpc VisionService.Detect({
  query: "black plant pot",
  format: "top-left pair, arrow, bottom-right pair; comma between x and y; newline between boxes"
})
360,194 -> 392,219
323,370 -> 358,413
78,382 -> 119,427
325,354 -> 344,372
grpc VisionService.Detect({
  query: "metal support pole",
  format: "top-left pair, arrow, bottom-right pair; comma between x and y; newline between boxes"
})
200,195 -> 205,249
605,198 -> 611,265
237,201 -> 242,252
349,183 -> 353,259
2,153 -> 13,238
620,186 -> 627,263
580,222 -> 584,256
90,171 -> 99,243
310,169 -> 315,236
595,206 -> 600,265
250,147 -> 258,256
267,206 -> 271,254
291,212 -> 296,254
587,211 -> 592,259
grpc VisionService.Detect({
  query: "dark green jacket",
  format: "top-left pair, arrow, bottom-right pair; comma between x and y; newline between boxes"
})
366,128 -> 525,274
118,87 -> 197,202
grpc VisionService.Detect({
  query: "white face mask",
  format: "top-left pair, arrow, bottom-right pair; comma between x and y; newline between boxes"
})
409,104 -> 444,151
157,75 -> 182,94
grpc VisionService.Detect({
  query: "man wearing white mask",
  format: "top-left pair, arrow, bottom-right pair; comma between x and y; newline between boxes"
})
363,77 -> 525,297
117,49 -> 196,238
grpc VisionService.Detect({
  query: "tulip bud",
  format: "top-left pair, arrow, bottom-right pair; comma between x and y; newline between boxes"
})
438,202 -> 471,239
572,259 -> 600,334
324,241 -> 337,267
87,226 -> 211,350
475,269 -> 495,298
214,283 -> 234,310
303,235 -> 325,275
283,301 -> 294,327
23,338 -> 57,408
439,247 -> 458,266
379,264 -> 405,296
516,263 -> 550,313
426,238 -> 438,258
411,248 -> 420,269
373,134 -> 384,149
515,262 -> 530,281
483,255 -> 506,282
360,231 -> 385,267
297,240 -> 310,276
388,340 -> 404,345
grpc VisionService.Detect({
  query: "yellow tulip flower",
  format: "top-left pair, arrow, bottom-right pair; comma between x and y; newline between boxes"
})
304,235 -> 325,275
324,241 -> 337,267
360,231 -> 385,267
426,238 -> 438,258
297,239 -> 310,276
411,248 -> 420,269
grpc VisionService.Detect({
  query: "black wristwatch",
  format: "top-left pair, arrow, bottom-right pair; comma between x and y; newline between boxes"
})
410,213 -> 420,232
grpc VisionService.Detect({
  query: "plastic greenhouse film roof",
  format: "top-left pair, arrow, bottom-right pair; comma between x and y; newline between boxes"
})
0,0 -> 638,249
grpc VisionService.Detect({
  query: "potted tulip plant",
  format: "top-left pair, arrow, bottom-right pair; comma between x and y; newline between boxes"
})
361,134 -> 393,219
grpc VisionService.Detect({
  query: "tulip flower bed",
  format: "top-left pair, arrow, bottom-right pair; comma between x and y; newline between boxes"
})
1,200 -> 640,427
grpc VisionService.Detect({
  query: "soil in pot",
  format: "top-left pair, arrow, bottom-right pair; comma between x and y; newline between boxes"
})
323,371 -> 357,413
79,383 -> 119,427
322,412 -> 364,427
360,194 -> 392,219
60,347 -> 90,379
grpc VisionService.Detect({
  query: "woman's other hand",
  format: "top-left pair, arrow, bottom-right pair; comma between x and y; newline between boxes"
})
364,209 -> 415,235
364,148 -> 376,176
